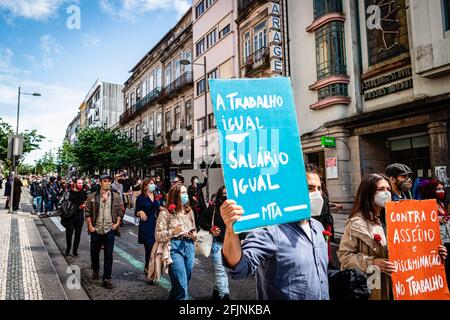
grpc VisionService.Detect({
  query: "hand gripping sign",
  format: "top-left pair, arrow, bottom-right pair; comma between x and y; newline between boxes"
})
386,200 -> 450,300
209,77 -> 310,234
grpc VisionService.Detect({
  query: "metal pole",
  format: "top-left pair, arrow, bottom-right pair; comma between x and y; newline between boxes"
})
204,56 -> 209,201
10,87 -> 20,213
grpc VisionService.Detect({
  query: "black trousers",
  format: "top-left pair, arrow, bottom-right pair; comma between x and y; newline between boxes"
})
90,230 -> 116,281
65,215 -> 84,255
12,193 -> 21,210
144,242 -> 154,270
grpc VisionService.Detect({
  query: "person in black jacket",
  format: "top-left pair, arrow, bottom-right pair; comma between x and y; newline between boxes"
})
61,178 -> 87,257
199,186 -> 230,300
188,172 -> 208,226
30,178 -> 45,215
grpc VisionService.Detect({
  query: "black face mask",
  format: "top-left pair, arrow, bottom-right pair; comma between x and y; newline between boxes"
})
221,195 -> 227,202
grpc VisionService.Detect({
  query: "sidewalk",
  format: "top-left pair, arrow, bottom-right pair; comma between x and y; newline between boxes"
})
0,189 -> 88,300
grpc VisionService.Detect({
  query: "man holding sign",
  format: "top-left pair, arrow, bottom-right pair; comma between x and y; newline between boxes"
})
209,78 -> 329,300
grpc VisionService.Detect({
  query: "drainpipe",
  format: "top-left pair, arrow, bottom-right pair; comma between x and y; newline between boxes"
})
283,0 -> 291,76
353,0 -> 364,115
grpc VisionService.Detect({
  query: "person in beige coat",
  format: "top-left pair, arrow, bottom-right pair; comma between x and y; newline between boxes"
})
338,174 -> 448,300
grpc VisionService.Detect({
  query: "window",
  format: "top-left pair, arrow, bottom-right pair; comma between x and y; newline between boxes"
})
196,1 -> 205,19
313,0 -> 343,20
185,100 -> 193,128
156,112 -> 162,136
149,116 -> 154,140
197,78 -> 206,96
253,21 -> 267,57
175,106 -> 181,130
131,93 -> 135,106
318,83 -> 348,100
207,29 -> 217,48
208,68 -> 218,79
175,58 -> 181,79
196,0 -> 216,19
444,0 -> 450,31
165,62 -> 172,87
197,117 -> 206,135
244,32 -> 251,63
219,24 -> 231,39
136,86 -> 141,101
149,72 -> 155,91
196,38 -> 206,57
155,68 -> 162,89
130,128 -> 134,142
165,111 -> 172,133
136,124 -> 140,142
208,113 -> 216,129
142,80 -> 148,97
182,51 -> 192,73
315,21 -> 347,80
125,96 -> 129,110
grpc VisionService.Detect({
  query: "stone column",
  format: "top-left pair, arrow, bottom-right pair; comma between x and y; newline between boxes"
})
428,121 -> 450,185
324,126 -> 354,205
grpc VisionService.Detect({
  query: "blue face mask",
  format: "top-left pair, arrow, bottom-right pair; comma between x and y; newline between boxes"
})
181,193 -> 189,205
148,184 -> 156,193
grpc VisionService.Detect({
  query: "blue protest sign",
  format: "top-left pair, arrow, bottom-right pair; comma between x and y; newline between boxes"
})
209,77 -> 310,233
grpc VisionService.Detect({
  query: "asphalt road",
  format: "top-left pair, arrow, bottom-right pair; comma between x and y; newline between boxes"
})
40,209 -> 257,300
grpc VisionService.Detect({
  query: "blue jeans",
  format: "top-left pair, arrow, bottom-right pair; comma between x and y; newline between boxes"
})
90,230 -> 116,281
33,196 -> 43,213
169,239 -> 195,300
211,241 -> 230,298
46,196 -> 55,212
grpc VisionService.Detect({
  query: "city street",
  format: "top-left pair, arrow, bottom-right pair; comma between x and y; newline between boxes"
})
24,189 -> 257,300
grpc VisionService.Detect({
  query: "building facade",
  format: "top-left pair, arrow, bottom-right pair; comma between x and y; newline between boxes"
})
120,10 -> 194,184
84,80 -> 124,129
237,0 -> 290,78
289,0 -> 450,207
191,0 -> 241,198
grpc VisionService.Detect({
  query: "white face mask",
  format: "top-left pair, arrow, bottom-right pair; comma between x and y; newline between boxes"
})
309,191 -> 324,217
374,191 -> 391,208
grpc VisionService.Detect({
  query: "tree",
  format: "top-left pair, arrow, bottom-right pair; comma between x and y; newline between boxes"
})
35,151 -> 57,175
57,140 -> 75,175
0,118 -> 45,169
71,126 -> 153,175
17,163 -> 35,175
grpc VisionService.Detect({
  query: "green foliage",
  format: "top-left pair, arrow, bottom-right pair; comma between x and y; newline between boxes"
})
35,151 -> 57,175
71,126 -> 153,175
0,118 -> 45,169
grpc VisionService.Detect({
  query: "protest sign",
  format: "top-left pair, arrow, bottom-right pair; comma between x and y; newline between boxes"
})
209,77 -> 310,234
386,200 -> 450,300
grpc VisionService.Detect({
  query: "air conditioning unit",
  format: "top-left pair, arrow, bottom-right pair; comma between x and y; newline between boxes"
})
94,115 -> 100,121
143,128 -> 149,134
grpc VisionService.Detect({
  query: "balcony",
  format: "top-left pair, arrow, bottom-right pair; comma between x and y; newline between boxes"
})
237,0 -> 267,21
159,72 -> 193,102
245,47 -> 270,76
119,88 -> 161,126
134,87 -> 161,113
142,135 -> 155,147
119,108 -> 134,126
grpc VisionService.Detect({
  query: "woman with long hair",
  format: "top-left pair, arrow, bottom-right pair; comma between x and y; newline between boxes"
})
338,174 -> 447,300
135,178 -> 161,277
199,186 -> 230,300
155,183 -> 197,300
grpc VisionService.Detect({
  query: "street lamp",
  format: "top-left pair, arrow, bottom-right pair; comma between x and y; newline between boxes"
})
9,87 -> 42,213
180,57 -> 210,200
